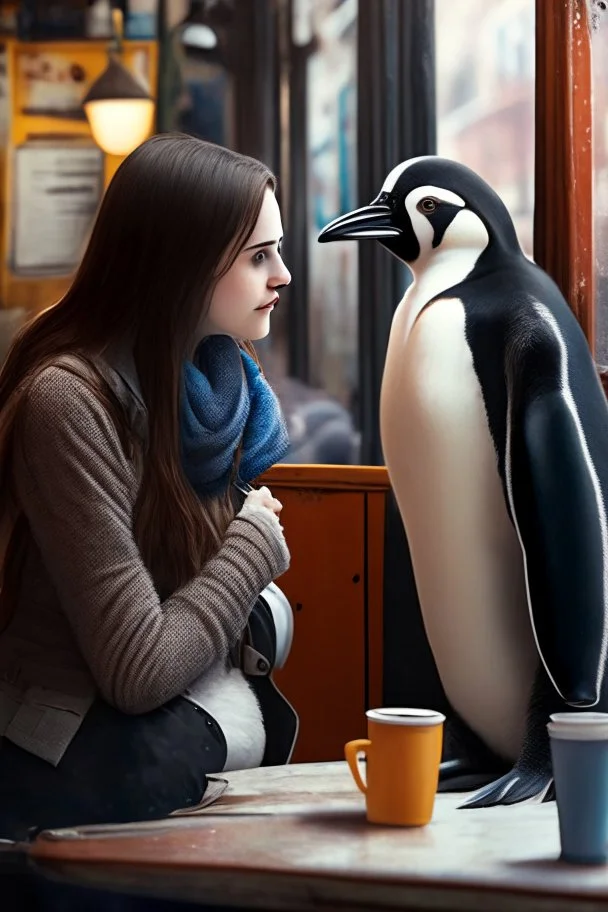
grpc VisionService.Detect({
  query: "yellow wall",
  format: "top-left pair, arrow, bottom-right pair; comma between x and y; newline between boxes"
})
0,37 -> 158,316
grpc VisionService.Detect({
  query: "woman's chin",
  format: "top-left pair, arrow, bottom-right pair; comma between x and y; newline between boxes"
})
248,318 -> 272,342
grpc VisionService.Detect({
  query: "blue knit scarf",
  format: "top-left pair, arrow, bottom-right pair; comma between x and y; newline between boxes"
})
180,335 -> 289,498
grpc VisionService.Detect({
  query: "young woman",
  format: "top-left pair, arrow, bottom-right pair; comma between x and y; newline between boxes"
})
0,133 -> 298,854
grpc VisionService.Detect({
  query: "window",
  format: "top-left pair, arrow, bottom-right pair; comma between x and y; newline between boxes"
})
306,0 -> 358,417
435,0 -> 535,255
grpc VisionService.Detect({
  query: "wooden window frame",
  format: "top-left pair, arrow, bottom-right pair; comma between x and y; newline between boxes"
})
534,0 -> 597,357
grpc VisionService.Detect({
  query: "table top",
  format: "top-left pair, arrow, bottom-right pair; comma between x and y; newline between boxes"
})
27,761 -> 608,911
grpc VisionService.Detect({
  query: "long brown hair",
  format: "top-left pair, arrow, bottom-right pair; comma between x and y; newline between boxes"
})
0,133 -> 276,624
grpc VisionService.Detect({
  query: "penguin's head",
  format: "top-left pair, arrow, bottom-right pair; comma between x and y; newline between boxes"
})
318,156 -> 521,268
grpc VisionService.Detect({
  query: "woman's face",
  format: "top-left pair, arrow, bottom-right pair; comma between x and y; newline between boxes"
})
197,188 -> 291,342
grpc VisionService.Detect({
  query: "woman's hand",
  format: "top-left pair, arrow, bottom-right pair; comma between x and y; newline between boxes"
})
236,485 -> 289,575
243,485 -> 283,519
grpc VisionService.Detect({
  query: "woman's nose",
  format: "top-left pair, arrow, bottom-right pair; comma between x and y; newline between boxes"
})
271,260 -> 292,289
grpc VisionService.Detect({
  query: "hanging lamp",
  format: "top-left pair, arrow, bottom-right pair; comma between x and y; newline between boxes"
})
82,9 -> 154,156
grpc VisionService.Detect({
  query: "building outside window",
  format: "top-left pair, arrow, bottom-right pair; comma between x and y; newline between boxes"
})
435,0 -> 535,256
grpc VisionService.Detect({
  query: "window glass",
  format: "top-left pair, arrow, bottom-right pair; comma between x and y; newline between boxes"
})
435,0 -> 535,256
267,0 -> 360,465
305,0 -> 359,443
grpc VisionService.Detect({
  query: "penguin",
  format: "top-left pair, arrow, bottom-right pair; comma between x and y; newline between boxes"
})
318,156 -> 608,808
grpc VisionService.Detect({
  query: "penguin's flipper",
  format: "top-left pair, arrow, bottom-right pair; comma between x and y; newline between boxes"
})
458,766 -> 553,809
509,372 -> 608,707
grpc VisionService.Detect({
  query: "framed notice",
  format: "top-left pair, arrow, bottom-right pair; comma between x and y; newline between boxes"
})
11,141 -> 103,276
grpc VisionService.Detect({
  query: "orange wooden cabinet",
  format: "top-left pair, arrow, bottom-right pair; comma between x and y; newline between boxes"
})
258,464 -> 391,763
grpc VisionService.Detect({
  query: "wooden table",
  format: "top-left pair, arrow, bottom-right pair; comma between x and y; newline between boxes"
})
26,761 -> 608,911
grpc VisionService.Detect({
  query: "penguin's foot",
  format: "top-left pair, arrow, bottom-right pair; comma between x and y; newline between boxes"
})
439,713 -> 509,793
438,758 -> 505,793
458,766 -> 554,809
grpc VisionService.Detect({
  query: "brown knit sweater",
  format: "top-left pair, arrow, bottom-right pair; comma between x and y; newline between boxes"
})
0,359 -> 290,765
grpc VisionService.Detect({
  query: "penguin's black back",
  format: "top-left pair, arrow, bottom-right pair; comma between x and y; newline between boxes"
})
441,253 -> 608,506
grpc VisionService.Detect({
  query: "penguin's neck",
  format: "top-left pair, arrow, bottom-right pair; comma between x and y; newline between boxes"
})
395,245 -> 485,345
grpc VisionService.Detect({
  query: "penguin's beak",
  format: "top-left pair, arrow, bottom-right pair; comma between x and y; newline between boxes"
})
318,202 -> 401,243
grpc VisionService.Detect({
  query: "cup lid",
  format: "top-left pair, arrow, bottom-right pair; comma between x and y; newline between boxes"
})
366,707 -> 446,727
548,712 -> 608,741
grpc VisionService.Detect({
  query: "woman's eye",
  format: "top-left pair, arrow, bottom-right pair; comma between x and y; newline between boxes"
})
253,250 -> 267,265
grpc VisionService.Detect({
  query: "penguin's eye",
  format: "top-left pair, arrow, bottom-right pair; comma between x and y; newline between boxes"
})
417,197 -> 439,214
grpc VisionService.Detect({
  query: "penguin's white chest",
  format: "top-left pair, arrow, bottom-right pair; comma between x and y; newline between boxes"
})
381,296 -> 538,761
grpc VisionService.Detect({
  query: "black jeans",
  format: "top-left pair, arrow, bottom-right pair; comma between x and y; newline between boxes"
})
0,696 -> 228,911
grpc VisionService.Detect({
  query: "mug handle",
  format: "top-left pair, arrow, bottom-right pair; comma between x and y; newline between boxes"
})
345,738 -> 371,794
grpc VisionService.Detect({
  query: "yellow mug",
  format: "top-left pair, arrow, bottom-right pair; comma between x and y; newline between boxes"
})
345,707 -> 445,826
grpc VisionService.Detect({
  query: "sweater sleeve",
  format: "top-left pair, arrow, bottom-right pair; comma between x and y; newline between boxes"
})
12,366 -> 290,714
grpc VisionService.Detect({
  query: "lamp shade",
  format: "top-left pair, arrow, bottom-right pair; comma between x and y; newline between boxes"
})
82,55 -> 154,156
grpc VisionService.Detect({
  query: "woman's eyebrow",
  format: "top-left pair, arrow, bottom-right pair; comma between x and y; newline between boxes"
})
243,237 -> 283,251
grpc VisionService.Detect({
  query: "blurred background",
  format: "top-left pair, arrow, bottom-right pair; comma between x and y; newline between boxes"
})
0,0 -> 605,465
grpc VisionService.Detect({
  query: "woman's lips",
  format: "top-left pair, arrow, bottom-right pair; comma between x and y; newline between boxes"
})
256,296 -> 279,311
